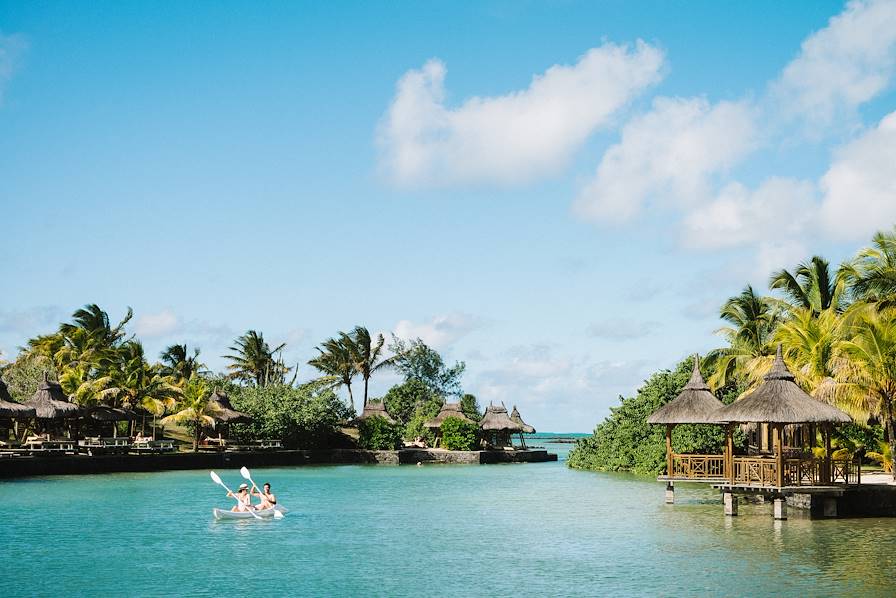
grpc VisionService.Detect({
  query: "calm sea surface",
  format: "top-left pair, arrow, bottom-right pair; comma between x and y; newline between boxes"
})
2,435 -> 895,597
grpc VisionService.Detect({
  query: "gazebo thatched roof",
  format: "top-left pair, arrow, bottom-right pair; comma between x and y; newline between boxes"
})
424,402 -> 474,429
479,403 -> 523,431
23,375 -> 80,419
510,405 -> 535,434
86,405 -> 138,422
348,401 -> 396,425
0,377 -> 36,418
208,389 -> 252,424
647,356 -> 725,424
711,345 -> 851,424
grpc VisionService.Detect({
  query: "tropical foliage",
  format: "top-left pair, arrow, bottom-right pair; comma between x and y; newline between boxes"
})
357,414 -> 402,450
224,330 -> 292,387
440,416 -> 478,451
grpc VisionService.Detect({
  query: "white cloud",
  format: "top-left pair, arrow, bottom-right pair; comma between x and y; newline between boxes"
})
819,110 -> 896,240
586,319 -> 659,340
681,177 -> 816,250
0,32 -> 26,106
377,41 -> 664,187
574,96 -> 757,223
134,309 -> 179,338
773,0 -> 896,126
393,312 -> 480,349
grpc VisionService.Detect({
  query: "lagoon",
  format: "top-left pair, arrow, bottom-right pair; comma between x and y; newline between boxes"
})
2,438 -> 895,597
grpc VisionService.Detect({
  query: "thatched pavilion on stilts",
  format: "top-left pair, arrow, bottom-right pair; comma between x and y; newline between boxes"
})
479,403 -> 522,449
509,405 -> 535,449
423,402 -> 474,447
646,355 -> 724,503
0,377 -> 36,441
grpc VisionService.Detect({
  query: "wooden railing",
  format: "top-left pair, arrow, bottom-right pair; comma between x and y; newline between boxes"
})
670,454 -> 726,479
670,453 -> 861,487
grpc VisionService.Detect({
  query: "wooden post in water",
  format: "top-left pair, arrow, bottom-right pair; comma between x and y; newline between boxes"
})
774,424 -> 785,488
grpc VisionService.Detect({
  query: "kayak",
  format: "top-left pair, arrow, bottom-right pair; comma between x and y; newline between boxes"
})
212,505 -> 288,520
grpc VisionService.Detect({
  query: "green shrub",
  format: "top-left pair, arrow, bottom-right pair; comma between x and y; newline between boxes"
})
358,415 -> 402,450
440,416 -> 478,451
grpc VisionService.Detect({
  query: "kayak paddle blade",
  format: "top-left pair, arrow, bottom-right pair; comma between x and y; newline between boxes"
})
240,466 -> 251,479
210,471 -> 222,485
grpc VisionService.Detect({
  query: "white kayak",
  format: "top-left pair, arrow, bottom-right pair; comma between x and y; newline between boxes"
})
212,505 -> 288,520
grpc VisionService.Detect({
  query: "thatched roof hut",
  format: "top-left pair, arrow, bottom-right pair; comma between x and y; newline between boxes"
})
86,405 -> 138,422
510,405 -> 535,434
0,377 -> 36,418
348,401 -> 396,425
23,375 -> 80,419
479,404 -> 523,431
647,356 -> 724,425
208,389 -> 252,424
711,346 -> 851,424
424,402 -> 473,429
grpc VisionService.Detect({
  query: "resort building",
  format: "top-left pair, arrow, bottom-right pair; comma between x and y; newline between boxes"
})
479,403 -> 523,449
510,405 -> 535,449
0,377 -> 36,439
348,400 -> 396,426
423,402 -> 474,447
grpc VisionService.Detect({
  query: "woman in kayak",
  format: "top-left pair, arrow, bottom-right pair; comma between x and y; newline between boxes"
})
227,483 -> 255,512
252,482 -> 277,510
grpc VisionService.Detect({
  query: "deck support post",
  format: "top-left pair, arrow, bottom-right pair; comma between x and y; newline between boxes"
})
665,425 -> 673,478
725,424 -> 735,484
823,424 -> 832,485
665,481 -> 675,504
774,424 -> 785,488
773,497 -> 787,520
724,492 -> 738,516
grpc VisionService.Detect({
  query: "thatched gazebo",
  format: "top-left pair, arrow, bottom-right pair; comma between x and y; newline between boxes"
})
347,401 -> 396,426
479,403 -> 522,449
509,405 -> 535,448
424,402 -> 474,447
85,405 -> 138,437
23,374 -> 80,438
208,389 -> 252,424
0,377 -> 36,440
647,355 -> 725,480
712,345 -> 851,488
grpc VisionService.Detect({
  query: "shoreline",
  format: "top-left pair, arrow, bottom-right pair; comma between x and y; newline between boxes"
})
0,448 -> 558,479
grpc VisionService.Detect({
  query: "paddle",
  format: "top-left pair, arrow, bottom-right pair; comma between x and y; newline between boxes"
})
240,466 -> 284,519
209,470 -> 262,520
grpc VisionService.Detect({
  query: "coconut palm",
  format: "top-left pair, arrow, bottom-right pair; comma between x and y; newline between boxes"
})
843,227 -> 896,308
223,330 -> 290,387
836,307 -> 896,479
161,378 -> 220,451
705,286 -> 779,389
769,256 -> 847,314
308,337 -> 356,408
342,326 -> 396,407
160,344 -> 206,384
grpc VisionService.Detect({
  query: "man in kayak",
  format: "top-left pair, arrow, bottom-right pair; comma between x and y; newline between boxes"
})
227,483 -> 255,512
252,482 -> 277,510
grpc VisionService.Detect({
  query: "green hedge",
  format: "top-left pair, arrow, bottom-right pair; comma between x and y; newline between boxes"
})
440,416 -> 478,450
358,415 -> 402,450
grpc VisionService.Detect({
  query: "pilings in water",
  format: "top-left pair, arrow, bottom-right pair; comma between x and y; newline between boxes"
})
723,492 -> 738,516
665,482 -> 675,504
773,498 -> 787,520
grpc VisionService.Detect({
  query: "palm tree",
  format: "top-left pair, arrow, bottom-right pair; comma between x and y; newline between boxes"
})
836,306 -> 896,479
160,344 -> 205,384
705,286 -> 779,389
308,337 -> 356,407
223,330 -> 290,387
843,227 -> 896,308
161,378 -> 220,451
773,307 -> 849,404
343,326 -> 396,407
769,256 -> 847,314
59,304 -> 132,348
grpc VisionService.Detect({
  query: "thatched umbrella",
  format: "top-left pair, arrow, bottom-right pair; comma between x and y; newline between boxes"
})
509,405 -> 535,449
646,355 -> 724,477
0,377 -> 36,418
347,400 -> 396,426
479,403 -> 522,448
711,345 -> 851,486
424,402 -> 473,429
208,389 -> 252,424
85,405 -> 138,437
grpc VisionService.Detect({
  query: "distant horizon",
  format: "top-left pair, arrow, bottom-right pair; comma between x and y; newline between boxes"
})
3,0 -> 896,432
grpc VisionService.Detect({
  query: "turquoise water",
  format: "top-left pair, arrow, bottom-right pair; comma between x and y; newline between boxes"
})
2,439 -> 895,597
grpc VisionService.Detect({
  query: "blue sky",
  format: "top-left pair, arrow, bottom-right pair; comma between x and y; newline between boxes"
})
2,1 -> 896,431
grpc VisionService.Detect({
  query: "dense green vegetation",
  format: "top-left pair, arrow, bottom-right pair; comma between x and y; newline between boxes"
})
357,414 -> 402,450
571,226 -> 896,475
440,416 -> 479,451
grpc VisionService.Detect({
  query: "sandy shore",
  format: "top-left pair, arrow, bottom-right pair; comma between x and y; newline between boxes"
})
861,471 -> 896,485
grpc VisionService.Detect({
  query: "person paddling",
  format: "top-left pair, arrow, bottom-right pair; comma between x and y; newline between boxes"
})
252,482 -> 277,510
227,483 -> 255,512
